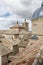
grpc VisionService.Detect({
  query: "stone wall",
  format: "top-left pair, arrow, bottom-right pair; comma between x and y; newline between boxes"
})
32,17 -> 43,35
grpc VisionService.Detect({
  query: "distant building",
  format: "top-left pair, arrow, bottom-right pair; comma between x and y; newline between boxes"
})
10,21 -> 25,32
10,20 -> 29,31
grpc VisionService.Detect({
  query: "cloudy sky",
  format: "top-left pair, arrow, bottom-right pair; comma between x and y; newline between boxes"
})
0,0 -> 42,30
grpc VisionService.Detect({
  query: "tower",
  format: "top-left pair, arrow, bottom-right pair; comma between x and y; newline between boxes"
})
23,19 -> 29,31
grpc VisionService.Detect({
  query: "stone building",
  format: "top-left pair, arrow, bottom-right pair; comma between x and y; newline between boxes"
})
10,20 -> 29,39
31,2 -> 43,43
10,20 -> 29,32
10,21 -> 25,32
0,34 -> 19,56
2,37 -> 20,55
32,2 -> 43,35
18,30 -> 31,52
0,20 -> 29,40
3,30 -> 30,53
0,43 -> 12,65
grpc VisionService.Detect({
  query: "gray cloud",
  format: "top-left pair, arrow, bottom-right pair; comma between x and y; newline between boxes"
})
15,10 -> 32,19
11,0 -> 41,19
0,0 -> 42,29
20,0 -> 33,6
4,0 -> 42,20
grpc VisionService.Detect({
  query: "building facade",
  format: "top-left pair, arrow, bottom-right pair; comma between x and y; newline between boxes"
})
32,3 -> 43,35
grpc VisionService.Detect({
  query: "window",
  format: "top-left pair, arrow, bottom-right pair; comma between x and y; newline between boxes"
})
33,24 -> 37,32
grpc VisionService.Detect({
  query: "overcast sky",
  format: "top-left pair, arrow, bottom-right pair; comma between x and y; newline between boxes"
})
0,0 -> 42,30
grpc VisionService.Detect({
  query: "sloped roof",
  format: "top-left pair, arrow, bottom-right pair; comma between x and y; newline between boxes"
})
0,30 -> 19,34
10,22 -> 25,29
0,43 -> 12,56
2,38 -> 21,48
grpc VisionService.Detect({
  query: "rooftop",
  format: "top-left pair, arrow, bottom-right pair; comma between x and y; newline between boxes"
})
0,43 -> 12,56
10,21 -> 25,29
0,30 -> 30,35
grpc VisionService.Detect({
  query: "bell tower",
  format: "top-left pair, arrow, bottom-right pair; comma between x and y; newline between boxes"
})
23,19 -> 29,31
